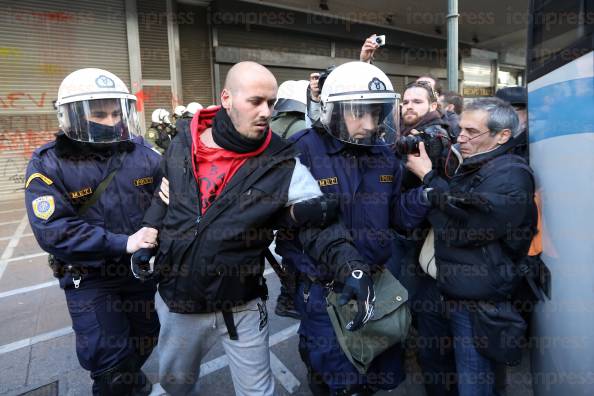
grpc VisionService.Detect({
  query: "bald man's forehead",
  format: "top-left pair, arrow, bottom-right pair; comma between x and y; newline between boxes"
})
232,72 -> 277,97
225,62 -> 276,89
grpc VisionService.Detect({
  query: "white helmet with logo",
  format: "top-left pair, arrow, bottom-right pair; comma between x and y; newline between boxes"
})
56,68 -> 141,143
185,102 -> 203,117
320,61 -> 400,146
151,108 -> 171,125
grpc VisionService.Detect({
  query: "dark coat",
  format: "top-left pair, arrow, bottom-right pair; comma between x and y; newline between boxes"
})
276,127 -> 430,279
25,133 -> 162,288
142,120 -> 363,313
424,140 -> 537,301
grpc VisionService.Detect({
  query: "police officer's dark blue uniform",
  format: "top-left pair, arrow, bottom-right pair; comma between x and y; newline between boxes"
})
276,62 -> 430,395
24,68 -> 162,396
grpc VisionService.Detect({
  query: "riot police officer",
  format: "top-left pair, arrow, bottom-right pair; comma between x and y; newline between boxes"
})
146,108 -> 174,154
276,62 -> 431,395
24,68 -> 162,395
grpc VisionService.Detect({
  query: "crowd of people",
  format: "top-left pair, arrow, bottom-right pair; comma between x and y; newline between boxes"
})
24,35 -> 539,396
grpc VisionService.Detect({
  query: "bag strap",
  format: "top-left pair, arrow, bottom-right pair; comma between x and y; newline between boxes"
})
77,152 -> 128,216
282,117 -> 301,139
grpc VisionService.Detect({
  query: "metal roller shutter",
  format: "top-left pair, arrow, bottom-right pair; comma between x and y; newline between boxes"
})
387,75 -> 406,96
0,0 -> 130,200
137,0 -> 170,80
137,0 -> 173,126
267,66 -> 316,84
179,5 -> 214,107
218,25 -> 331,57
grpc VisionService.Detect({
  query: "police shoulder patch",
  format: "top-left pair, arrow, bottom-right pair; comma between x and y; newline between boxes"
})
32,196 -> 55,220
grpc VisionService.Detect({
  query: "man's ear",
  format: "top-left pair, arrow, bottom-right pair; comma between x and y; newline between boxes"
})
430,101 -> 438,112
498,128 -> 512,144
221,88 -> 232,110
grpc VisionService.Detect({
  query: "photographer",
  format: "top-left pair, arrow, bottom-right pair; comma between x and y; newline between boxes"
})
395,80 -> 457,396
406,98 -> 537,396
397,81 -> 453,190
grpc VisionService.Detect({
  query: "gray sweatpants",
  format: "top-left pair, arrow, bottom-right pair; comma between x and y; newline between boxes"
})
155,291 -> 275,396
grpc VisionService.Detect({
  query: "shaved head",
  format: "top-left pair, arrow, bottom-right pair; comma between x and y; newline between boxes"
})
221,62 -> 278,139
224,61 -> 277,94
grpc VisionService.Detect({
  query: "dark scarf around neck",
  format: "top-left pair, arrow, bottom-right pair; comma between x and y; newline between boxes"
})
211,109 -> 268,153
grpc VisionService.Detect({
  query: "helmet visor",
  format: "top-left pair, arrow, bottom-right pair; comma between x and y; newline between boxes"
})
59,98 -> 141,143
323,98 -> 400,146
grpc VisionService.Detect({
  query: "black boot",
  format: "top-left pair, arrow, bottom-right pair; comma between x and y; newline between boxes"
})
275,292 -> 300,319
92,353 -> 151,396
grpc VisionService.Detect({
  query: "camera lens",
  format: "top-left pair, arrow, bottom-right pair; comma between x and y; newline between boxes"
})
375,37 -> 382,44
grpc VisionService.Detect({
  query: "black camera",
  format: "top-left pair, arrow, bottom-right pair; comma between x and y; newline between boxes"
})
394,129 -> 451,161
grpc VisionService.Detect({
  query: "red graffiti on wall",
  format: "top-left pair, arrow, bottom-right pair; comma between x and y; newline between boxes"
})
0,130 -> 54,160
133,90 -> 151,113
0,92 -> 47,110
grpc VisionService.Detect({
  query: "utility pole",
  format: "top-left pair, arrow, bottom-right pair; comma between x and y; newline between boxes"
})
447,0 -> 459,92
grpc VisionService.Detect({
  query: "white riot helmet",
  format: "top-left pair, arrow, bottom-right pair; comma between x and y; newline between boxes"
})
56,68 -> 141,143
320,61 -> 400,146
185,102 -> 203,117
173,105 -> 186,117
274,80 -> 308,115
151,108 -> 171,125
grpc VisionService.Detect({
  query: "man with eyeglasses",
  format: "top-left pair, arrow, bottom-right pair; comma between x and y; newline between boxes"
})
405,97 -> 537,396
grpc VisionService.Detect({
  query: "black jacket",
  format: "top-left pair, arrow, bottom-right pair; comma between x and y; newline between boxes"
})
143,120 -> 363,313
423,140 -> 537,301
442,111 -> 460,139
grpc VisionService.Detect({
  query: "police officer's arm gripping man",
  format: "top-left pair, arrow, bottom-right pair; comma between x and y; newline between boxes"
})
25,157 -> 158,266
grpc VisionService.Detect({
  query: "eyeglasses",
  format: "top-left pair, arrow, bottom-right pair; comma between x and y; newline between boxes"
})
457,129 -> 492,142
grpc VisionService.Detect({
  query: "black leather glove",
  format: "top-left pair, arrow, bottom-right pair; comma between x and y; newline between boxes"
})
130,248 -> 156,281
337,262 -> 375,331
290,195 -> 340,228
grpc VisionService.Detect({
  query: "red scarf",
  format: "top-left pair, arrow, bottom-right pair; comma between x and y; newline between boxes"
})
190,106 -> 272,214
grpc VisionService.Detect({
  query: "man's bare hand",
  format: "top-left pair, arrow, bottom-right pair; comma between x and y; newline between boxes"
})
360,35 -> 380,63
309,72 -> 321,102
159,177 -> 169,205
406,142 -> 433,180
127,227 -> 158,253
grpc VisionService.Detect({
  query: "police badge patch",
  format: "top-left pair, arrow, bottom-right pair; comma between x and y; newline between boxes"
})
368,77 -> 387,91
32,196 -> 55,220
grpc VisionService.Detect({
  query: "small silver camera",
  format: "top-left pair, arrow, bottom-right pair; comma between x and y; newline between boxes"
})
374,35 -> 386,46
